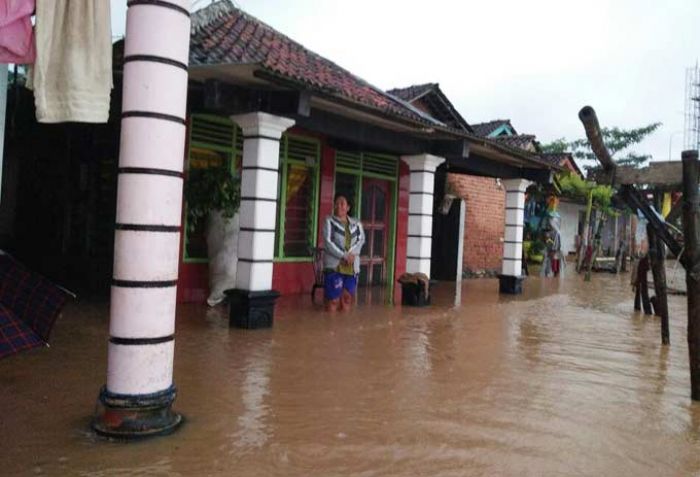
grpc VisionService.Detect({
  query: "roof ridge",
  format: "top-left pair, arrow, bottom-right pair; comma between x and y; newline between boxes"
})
191,0 -> 237,32
192,4 -> 447,127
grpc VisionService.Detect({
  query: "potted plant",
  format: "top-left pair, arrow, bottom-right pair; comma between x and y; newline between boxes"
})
184,164 -> 241,306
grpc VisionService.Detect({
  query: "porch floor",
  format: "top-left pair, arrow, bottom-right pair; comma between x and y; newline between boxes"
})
2,271 -> 700,476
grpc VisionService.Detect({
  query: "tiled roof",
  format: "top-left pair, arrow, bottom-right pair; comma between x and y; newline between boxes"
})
187,2 -> 556,172
387,83 -> 472,132
539,152 -> 568,167
387,83 -> 437,102
189,2 -> 443,128
541,152 -> 582,175
471,119 -> 516,137
493,134 -> 538,151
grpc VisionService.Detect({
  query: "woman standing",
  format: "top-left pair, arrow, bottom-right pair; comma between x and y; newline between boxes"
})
323,194 -> 365,311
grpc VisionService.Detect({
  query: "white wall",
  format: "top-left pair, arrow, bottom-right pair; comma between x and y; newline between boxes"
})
559,200 -> 586,256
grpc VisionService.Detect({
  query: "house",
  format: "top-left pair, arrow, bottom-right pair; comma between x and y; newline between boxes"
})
387,86 -> 561,279
182,4 -> 558,303
0,0 -> 558,439
2,1 -> 557,317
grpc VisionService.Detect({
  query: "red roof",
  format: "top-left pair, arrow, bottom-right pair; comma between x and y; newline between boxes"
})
190,2 -> 441,127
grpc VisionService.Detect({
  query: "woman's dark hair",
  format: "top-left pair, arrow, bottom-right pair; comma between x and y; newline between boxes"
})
333,192 -> 352,209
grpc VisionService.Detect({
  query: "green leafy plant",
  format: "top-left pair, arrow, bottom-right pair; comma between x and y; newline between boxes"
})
184,165 -> 241,233
530,239 -> 545,255
542,122 -> 661,172
557,171 -> 616,214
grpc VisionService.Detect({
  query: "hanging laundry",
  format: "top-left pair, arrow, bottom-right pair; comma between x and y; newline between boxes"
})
29,0 -> 112,123
0,0 -> 35,64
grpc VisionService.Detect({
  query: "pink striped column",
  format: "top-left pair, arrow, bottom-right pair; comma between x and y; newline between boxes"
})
227,112 -> 294,328
92,0 -> 190,438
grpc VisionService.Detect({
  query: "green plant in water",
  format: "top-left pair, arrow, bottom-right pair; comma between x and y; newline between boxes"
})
557,171 -> 617,215
184,165 -> 241,233
530,239 -> 545,255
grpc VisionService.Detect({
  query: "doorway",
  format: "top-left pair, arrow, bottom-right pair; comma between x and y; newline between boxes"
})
359,179 -> 390,287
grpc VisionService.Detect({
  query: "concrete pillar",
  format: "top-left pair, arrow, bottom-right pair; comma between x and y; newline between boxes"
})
454,199 -> 466,307
227,112 -> 294,329
92,0 -> 190,439
401,154 -> 445,277
499,178 -> 530,294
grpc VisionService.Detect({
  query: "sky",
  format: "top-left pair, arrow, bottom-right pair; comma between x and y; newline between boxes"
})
110,0 -> 700,165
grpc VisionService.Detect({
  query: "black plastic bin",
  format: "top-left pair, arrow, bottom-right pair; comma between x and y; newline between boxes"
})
400,281 -> 431,307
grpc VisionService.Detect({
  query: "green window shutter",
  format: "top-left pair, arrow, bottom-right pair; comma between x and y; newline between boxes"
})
336,151 -> 362,171
362,153 -> 398,178
189,115 -> 237,154
275,134 -> 321,260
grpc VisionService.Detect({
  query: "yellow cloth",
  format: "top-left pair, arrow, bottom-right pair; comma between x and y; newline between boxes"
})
337,220 -> 354,275
661,193 -> 672,218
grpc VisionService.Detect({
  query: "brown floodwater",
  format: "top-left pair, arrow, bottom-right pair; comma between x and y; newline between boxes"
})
2,269 -> 700,476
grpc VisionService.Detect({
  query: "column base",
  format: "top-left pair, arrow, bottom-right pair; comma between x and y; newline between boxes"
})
92,385 -> 182,439
498,275 -> 524,294
226,289 -> 280,329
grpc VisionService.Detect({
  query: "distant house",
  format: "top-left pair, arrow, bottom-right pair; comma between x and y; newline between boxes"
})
388,87 -> 563,276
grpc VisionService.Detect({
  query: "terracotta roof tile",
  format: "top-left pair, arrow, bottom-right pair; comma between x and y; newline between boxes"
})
190,2 -> 441,127
494,134 -> 538,151
387,83 -> 437,102
471,119 -> 517,137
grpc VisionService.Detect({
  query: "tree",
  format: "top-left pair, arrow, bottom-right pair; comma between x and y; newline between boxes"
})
542,122 -> 661,172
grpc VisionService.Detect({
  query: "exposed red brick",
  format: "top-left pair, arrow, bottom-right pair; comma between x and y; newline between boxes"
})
448,173 -> 505,272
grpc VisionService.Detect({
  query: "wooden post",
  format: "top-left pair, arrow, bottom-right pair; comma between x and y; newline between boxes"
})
635,255 -> 652,314
682,149 -> 700,400
647,223 -> 670,345
585,210 -> 606,281
577,189 -> 593,272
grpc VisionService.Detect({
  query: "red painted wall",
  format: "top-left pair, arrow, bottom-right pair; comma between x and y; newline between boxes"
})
317,143 -> 336,245
176,127 -> 409,302
448,173 -> 505,273
394,160 -> 410,304
272,140 -> 335,295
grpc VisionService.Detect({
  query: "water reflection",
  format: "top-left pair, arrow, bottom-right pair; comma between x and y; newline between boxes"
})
231,342 -> 272,451
4,271 -> 700,475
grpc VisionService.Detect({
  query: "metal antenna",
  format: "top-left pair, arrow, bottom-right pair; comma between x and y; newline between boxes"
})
684,62 -> 700,152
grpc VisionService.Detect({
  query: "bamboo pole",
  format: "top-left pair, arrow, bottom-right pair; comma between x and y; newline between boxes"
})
647,223 -> 670,345
682,150 -> 700,400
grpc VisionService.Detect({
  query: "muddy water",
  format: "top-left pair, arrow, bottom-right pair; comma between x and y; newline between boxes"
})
2,270 -> 700,476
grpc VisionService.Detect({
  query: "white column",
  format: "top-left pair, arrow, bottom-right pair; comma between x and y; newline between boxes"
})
401,154 -> 445,277
454,199 -> 466,306
501,178 -> 531,277
231,112 -> 295,292
94,0 -> 190,438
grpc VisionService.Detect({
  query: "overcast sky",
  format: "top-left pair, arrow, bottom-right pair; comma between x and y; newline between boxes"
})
111,0 -> 700,164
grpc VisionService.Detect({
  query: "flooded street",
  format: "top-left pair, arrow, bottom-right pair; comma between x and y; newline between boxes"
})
2,270 -> 700,476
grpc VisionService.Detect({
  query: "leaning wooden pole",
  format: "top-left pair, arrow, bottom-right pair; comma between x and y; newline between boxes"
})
647,223 -> 670,345
682,150 -> 700,400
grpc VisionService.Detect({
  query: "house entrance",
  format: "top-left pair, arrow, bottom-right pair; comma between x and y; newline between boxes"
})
359,179 -> 390,287
333,150 -> 399,303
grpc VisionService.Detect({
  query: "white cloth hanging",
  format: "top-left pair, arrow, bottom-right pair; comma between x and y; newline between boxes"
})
29,0 -> 112,123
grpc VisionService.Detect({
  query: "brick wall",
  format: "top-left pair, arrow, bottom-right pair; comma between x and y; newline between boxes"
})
447,173 -> 505,273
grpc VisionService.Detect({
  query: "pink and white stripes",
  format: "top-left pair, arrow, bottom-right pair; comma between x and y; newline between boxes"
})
94,0 -> 190,438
